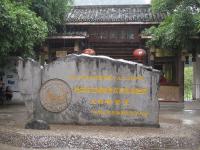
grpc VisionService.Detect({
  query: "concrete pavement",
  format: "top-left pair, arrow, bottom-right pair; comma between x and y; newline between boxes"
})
0,102 -> 200,149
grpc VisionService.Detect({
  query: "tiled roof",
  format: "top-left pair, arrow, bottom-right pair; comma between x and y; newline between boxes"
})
74,0 -> 150,6
66,5 -> 165,24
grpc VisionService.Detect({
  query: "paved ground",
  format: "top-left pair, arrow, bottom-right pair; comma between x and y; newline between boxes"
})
0,101 -> 200,149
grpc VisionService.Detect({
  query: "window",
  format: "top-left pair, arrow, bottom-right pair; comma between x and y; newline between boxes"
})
127,31 -> 134,40
100,31 -> 108,39
90,28 -> 136,41
109,31 -> 118,39
120,30 -> 127,40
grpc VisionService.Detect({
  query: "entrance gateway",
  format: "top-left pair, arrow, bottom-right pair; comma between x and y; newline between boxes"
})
17,54 -> 160,127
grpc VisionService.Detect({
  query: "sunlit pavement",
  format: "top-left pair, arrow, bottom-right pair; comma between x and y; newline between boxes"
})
0,102 -> 200,150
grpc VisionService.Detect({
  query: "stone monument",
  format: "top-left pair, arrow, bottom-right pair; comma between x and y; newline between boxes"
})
17,54 -> 160,128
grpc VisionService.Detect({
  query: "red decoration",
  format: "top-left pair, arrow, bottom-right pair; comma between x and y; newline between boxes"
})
133,49 -> 146,61
82,48 -> 96,55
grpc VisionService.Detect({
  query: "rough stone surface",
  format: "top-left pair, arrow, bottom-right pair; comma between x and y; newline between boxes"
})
17,54 -> 160,127
17,57 -> 42,120
25,120 -> 50,130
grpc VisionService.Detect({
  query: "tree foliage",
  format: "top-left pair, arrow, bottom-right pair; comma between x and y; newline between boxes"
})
0,0 -> 72,60
143,0 -> 200,51
31,0 -> 72,34
0,0 -> 48,59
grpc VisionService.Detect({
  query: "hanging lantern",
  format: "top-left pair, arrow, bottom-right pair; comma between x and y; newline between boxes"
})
82,48 -> 96,55
133,49 -> 146,61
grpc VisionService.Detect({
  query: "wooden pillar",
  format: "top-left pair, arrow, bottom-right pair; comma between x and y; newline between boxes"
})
74,40 -> 80,52
149,47 -> 155,67
178,51 -> 184,102
39,46 -> 49,65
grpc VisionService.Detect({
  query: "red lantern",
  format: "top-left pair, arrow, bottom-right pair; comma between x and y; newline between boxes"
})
82,48 -> 96,55
133,49 -> 146,61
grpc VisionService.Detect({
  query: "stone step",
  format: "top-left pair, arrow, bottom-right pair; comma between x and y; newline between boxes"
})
159,102 -> 184,110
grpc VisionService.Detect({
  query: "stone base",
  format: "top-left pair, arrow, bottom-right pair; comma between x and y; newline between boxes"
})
25,120 -> 50,130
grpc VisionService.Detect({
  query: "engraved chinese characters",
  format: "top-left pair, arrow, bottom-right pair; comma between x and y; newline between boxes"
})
40,79 -> 72,113
18,55 -> 160,127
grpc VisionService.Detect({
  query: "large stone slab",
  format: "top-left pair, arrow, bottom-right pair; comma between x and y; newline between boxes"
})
17,54 -> 160,127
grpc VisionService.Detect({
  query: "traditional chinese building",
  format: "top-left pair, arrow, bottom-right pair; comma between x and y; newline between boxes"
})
44,2 -> 185,108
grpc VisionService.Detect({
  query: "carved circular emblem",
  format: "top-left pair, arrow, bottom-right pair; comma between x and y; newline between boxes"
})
40,79 -> 72,113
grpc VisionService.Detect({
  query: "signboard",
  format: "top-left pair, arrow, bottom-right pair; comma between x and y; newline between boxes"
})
56,51 -> 67,58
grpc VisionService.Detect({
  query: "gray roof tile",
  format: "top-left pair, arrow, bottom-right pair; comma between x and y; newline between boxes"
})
66,5 -> 165,24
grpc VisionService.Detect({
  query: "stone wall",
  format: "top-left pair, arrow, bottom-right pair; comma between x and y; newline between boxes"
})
17,54 -> 160,127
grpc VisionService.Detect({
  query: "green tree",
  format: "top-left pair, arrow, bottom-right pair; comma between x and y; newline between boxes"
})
0,0 -> 72,60
31,0 -> 72,34
143,0 -> 200,51
0,0 -> 48,59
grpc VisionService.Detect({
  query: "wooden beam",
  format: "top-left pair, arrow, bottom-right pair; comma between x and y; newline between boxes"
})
141,35 -> 152,39
190,36 -> 200,39
141,35 -> 200,39
47,36 -> 86,39
66,22 -> 160,25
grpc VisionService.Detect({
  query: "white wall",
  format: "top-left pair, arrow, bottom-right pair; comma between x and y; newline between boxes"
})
193,55 -> 200,100
0,58 -> 23,103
